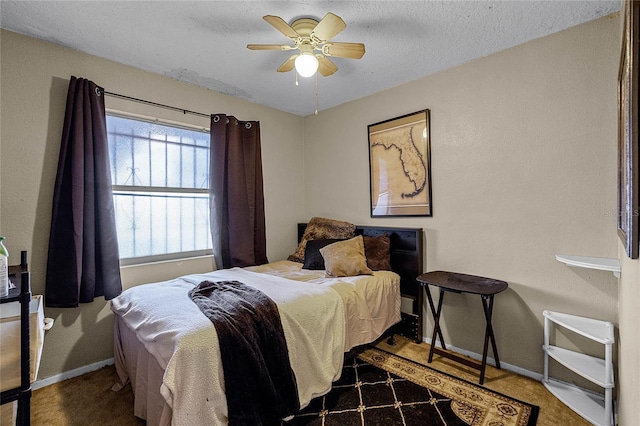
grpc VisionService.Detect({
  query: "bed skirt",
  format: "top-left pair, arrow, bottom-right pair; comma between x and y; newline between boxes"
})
113,316 -> 171,425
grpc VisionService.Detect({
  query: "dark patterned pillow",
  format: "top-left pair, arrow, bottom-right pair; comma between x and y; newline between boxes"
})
302,239 -> 345,270
288,217 -> 356,263
363,235 -> 392,271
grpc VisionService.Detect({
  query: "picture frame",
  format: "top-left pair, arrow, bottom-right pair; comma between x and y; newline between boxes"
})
618,0 -> 639,259
368,109 -> 432,217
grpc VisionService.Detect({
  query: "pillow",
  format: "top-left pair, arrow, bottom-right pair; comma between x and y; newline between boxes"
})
288,217 -> 356,263
302,239 -> 345,270
363,235 -> 392,271
319,236 -> 373,277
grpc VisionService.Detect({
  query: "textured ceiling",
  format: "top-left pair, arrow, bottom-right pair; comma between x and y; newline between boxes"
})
0,1 -> 620,116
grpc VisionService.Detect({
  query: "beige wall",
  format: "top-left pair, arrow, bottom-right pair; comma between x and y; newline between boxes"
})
304,12 -> 639,422
0,29 -> 305,379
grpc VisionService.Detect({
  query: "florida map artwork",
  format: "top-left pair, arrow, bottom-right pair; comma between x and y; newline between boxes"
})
368,109 -> 431,216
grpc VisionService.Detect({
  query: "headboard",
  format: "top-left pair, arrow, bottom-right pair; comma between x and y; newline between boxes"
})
297,223 -> 424,342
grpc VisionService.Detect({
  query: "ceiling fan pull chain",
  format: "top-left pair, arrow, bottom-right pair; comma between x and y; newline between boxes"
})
315,72 -> 319,115
296,71 -> 299,86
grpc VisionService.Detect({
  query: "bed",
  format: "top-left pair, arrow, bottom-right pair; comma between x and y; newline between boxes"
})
110,223 -> 423,425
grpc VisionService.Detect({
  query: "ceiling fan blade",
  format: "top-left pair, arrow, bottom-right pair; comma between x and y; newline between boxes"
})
311,12 -> 346,42
277,54 -> 298,72
321,42 -> 365,59
263,15 -> 300,40
247,44 -> 294,51
317,55 -> 338,77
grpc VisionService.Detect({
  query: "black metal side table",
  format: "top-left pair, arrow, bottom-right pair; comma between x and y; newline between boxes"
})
417,271 -> 508,385
0,251 -> 31,426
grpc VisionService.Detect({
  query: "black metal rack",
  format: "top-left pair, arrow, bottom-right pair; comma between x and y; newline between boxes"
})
0,251 -> 31,426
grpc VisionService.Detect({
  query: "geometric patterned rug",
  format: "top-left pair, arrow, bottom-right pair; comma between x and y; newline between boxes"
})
287,347 -> 539,426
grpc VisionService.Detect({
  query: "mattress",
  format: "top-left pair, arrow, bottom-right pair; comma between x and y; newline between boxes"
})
111,260 -> 401,425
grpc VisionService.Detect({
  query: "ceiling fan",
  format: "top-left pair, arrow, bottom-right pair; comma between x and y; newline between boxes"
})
247,12 -> 365,78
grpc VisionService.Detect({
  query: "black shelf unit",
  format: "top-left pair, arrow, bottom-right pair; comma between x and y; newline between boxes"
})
1,251 -> 31,426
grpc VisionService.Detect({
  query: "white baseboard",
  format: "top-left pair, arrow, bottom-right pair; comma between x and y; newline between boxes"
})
422,337 -> 544,382
32,358 -> 114,390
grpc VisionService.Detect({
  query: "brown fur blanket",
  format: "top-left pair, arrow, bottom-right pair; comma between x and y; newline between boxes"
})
189,280 -> 299,425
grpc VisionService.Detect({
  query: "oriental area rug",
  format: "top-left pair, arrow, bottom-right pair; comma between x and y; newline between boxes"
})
287,347 -> 539,426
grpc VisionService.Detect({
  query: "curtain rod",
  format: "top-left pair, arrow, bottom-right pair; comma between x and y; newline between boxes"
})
101,90 -> 210,119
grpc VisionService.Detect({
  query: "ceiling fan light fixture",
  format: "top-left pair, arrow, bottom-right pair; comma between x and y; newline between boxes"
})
294,53 -> 319,77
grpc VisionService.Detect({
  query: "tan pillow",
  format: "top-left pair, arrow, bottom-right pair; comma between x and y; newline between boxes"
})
288,217 -> 356,263
320,236 -> 373,277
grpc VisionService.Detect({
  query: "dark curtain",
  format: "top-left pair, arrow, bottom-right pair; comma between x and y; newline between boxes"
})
45,76 -> 122,308
209,114 -> 268,268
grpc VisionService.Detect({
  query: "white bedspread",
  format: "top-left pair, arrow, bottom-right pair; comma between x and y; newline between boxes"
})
111,261 -> 400,425
111,267 -> 346,425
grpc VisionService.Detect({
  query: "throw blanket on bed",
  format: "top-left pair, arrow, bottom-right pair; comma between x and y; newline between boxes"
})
188,280 -> 299,425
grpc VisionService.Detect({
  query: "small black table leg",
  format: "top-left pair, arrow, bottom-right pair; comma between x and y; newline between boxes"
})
427,288 -> 446,363
486,295 -> 501,369
424,286 -> 446,349
479,294 -> 500,384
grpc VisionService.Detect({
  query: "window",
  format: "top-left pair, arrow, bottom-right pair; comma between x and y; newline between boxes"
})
107,114 -> 212,264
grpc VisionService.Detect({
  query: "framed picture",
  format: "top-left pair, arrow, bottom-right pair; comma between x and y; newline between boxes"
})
368,109 -> 432,217
618,0 -> 639,259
